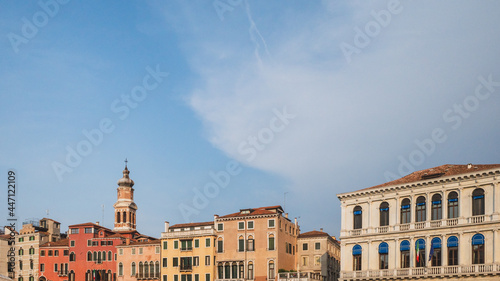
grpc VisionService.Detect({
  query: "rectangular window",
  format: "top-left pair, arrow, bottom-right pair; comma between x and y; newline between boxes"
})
174,275 -> 178,281
163,258 -> 168,267
107,241 -> 113,245
247,221 -> 254,229
55,250 -> 59,256
70,228 -> 79,234
247,238 -> 254,251
303,243 -> 308,251
181,240 -> 193,251
401,251 -> 410,268
41,250 -> 45,256
84,228 -> 93,233
19,237 -> 24,242
268,219 -> 275,228
40,264 -> 44,272
48,250 -> 53,256
379,253 -> 388,269
217,223 -> 223,231
174,240 -> 179,249
302,256 -> 308,266
448,247 -> 458,266
353,255 -> 362,271
156,246 -> 160,254
139,248 -> 143,254
205,274 -> 210,281
217,240 -> 223,253
205,238 -> 211,247
268,236 -> 275,250
92,241 -> 98,246
314,255 -> 321,266
163,275 -> 167,281
64,250 -> 69,256
119,249 -> 124,255
315,242 -> 321,250
29,236 -> 35,241
163,241 -> 168,250
132,248 -> 136,255
205,256 -> 210,266
88,240 -> 92,246
173,258 -> 179,267
195,274 -> 199,281
239,239 -> 245,252
195,239 -> 199,248
238,222 -> 245,230
54,264 -> 58,272
100,241 -> 106,246
194,256 -> 199,266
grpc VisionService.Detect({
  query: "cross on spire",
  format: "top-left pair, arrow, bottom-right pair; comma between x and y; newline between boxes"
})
125,158 -> 128,168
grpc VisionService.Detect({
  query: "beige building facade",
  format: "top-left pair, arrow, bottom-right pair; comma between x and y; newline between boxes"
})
116,240 -> 161,281
214,205 -> 299,281
296,230 -> 340,281
337,164 -> 500,280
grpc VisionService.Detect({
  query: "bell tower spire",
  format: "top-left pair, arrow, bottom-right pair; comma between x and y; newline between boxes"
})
113,160 -> 138,232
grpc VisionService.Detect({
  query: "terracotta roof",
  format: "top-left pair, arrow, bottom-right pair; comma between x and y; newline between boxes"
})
299,230 -> 331,238
40,239 -> 69,247
0,234 -> 10,240
41,218 -> 61,224
127,240 -> 161,246
358,164 -> 500,192
170,221 -> 214,229
218,205 -> 284,219
68,222 -> 109,229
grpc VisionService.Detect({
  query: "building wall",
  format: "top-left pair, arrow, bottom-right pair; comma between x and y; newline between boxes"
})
39,245 -> 69,281
14,225 -> 42,280
116,242 -> 160,281
337,166 -> 500,280
297,235 -> 340,281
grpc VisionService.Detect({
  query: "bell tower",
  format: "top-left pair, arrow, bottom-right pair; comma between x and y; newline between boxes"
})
113,160 -> 138,232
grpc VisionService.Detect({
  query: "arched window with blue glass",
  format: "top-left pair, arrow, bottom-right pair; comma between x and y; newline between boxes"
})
472,233 -> 484,264
447,236 -> 458,266
400,198 -> 411,224
400,240 -> 410,268
379,242 -> 388,269
415,239 -> 426,267
352,245 -> 362,271
353,206 -> 362,230
447,192 -> 459,219
380,202 -> 389,227
472,189 -> 485,216
416,196 -> 426,222
430,237 -> 442,266
431,194 -> 442,221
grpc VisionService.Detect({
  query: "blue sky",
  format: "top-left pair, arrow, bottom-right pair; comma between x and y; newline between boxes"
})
1,0 -> 500,238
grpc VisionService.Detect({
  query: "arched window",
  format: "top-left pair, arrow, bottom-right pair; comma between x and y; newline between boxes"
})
416,196 -> 426,222
353,206 -> 362,229
247,235 -> 255,251
380,202 -> 389,226
118,263 -> 123,276
378,242 -> 388,269
108,251 -> 112,261
87,251 -> 92,261
430,237 -> 442,266
232,263 -> 238,279
155,261 -> 159,278
247,262 -> 254,280
400,240 -> 410,268
117,212 -> 121,223
19,248 -> 23,255
139,262 -> 144,278
415,239 -> 426,267
238,236 -> 245,252
472,233 -> 485,264
239,263 -> 244,278
268,234 -> 275,250
29,247 -> 35,255
150,261 -> 154,277
131,262 -> 136,276
268,260 -> 275,279
224,263 -> 230,279
217,237 -> 223,253
447,236 -> 458,266
448,192 -> 459,218
144,261 -> 149,278
352,245 -> 362,271
93,251 -> 97,262
123,212 -> 127,223
70,252 -> 76,262
102,251 -> 106,261
431,194 -> 442,220
401,198 -> 411,224
472,189 -> 485,216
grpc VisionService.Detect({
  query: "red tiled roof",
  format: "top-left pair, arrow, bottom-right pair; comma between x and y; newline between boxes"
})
68,222 -> 109,229
170,221 -> 214,229
0,234 -> 10,240
40,239 -> 69,247
298,230 -> 330,238
41,218 -> 61,224
359,164 -> 500,192
219,205 -> 284,218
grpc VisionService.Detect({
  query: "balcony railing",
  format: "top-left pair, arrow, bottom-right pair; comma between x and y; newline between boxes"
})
342,215 -> 492,237
278,272 -> 322,281
341,263 -> 500,280
161,228 -> 215,239
137,273 -> 160,279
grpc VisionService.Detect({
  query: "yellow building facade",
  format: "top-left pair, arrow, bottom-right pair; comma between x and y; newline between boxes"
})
160,221 -> 216,281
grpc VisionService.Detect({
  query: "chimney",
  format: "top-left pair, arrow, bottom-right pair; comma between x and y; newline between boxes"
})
320,228 -> 323,232
164,221 -> 170,232
285,213 -> 288,219
96,221 -> 100,225
214,214 -> 219,226
294,217 -> 297,226
468,163 -> 472,169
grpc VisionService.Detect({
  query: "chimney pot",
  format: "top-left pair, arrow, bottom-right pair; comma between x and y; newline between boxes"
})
164,221 -> 170,232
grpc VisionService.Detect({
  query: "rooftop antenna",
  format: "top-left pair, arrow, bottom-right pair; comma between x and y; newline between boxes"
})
46,209 -> 49,217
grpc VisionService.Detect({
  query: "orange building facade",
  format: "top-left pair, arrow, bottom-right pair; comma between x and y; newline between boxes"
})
116,240 -> 161,281
39,239 -> 70,281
